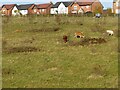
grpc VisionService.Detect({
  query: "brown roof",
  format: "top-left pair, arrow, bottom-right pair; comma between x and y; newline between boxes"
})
77,2 -> 93,5
74,0 -> 103,7
37,3 -> 51,9
2,4 -> 16,10
76,0 -> 95,2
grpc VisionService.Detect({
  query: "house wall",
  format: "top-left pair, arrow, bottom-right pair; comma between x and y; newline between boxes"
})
71,3 -> 92,14
12,6 -> 19,16
28,5 -> 35,14
58,3 -> 68,14
71,3 -> 81,14
39,5 -> 52,15
68,5 -> 71,14
81,5 -> 91,12
39,9 -> 47,14
1,6 -> 13,16
19,10 -> 28,15
113,0 -> 120,14
50,8 -> 58,14
32,8 -> 38,14
46,4 -> 52,14
32,4 -> 52,15
32,6 -> 40,15
91,0 -> 103,14
1,7 -> 7,16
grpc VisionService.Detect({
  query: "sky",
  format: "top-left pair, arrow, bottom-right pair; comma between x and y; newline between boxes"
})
0,0 -> 113,9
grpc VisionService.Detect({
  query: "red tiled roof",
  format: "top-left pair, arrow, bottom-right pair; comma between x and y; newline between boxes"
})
37,3 -> 51,9
2,4 -> 16,10
77,2 -> 93,5
76,0 -> 95,2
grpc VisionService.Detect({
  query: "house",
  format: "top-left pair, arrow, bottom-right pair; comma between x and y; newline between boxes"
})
113,0 -> 120,14
1,4 -> 19,16
17,4 -> 35,15
70,0 -> 103,14
103,9 -> 108,15
51,2 -> 73,14
35,3 -> 53,15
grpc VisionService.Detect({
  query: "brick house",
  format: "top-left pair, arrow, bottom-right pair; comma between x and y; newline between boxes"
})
17,4 -> 35,15
71,0 -> 103,14
35,3 -> 53,15
113,0 -> 120,14
1,4 -> 19,16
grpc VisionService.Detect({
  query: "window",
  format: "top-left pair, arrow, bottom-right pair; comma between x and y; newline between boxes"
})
34,9 -> 37,12
74,6 -> 77,10
86,6 -> 90,9
2,10 -> 5,13
42,9 -> 45,12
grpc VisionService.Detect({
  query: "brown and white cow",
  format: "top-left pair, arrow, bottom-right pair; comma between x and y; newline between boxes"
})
74,32 -> 85,38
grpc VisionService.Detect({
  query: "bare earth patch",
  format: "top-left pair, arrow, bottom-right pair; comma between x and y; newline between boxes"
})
3,46 -> 41,53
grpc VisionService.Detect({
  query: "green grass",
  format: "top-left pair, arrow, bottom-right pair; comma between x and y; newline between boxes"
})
2,15 -> 118,88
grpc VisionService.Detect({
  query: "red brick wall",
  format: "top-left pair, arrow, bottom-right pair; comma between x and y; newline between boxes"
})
70,2 -> 103,14
68,5 -> 71,14
91,1 -> 103,14
113,2 -> 120,14
81,5 -> 91,12
28,5 -> 36,14
37,4 -> 52,15
71,3 -> 81,13
1,6 -> 13,16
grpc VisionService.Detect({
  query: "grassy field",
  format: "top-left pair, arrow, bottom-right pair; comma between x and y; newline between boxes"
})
2,15 -> 118,88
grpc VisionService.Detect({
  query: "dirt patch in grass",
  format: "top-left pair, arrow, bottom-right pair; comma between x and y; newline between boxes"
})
80,38 -> 107,46
27,27 -> 60,32
68,37 -> 107,46
3,46 -> 41,53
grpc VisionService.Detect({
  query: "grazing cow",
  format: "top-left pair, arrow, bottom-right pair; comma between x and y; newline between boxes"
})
74,32 -> 85,38
106,30 -> 114,36
63,35 -> 68,43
